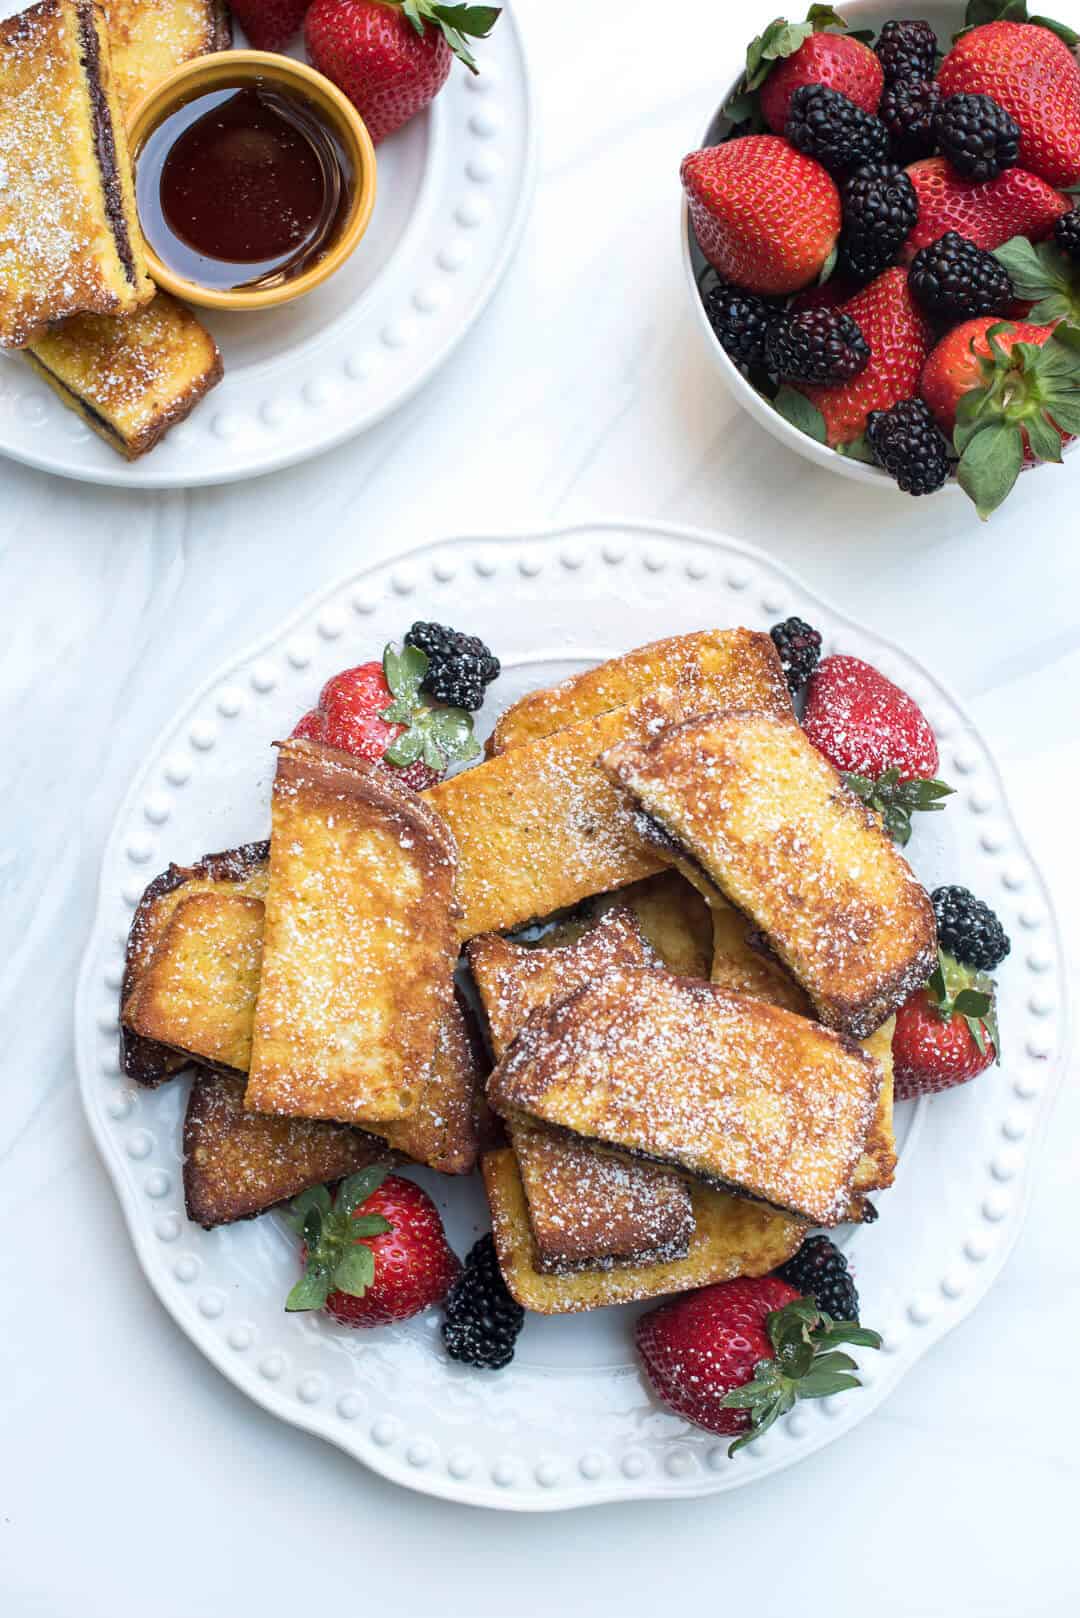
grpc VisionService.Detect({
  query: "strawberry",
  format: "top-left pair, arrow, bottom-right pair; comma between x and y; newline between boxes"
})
305,0 -> 501,145
681,135 -> 841,296
920,317 -> 1080,516
793,267 -> 933,447
892,951 -> 999,1100
290,642 -> 481,788
636,1279 -> 881,1452
803,653 -> 953,844
228,0 -> 308,52
937,17 -> 1080,190
725,8 -> 883,134
285,1168 -> 460,1326
903,157 -> 1070,256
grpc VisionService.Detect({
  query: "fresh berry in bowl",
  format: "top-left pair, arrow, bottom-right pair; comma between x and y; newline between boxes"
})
682,0 -> 1080,515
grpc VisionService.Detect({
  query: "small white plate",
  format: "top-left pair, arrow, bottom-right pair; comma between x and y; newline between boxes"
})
0,13 -> 534,488
76,520 -> 1069,1509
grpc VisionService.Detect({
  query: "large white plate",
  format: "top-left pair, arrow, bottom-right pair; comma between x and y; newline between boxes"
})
76,521 -> 1069,1509
0,11 -> 534,488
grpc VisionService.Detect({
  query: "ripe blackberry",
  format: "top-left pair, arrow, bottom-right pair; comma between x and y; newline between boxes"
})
404,621 -> 500,711
867,398 -> 951,495
702,278 -> 778,368
933,93 -> 1020,182
769,616 -> 822,694
777,1235 -> 859,1322
1054,208 -> 1080,263
442,1234 -> 524,1369
838,161 -> 918,283
875,18 -> 938,83
932,885 -> 1011,971
786,85 -> 890,174
880,77 -> 941,162
909,231 -> 1014,321
765,307 -> 870,385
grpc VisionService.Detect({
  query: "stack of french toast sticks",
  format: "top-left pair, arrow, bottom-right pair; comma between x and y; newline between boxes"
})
0,0 -> 230,455
120,627 -> 936,1316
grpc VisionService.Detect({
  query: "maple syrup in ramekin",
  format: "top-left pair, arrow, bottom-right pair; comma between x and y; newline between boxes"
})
135,80 -> 352,292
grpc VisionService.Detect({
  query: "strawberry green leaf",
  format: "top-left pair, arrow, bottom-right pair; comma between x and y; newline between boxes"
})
337,1165 -> 390,1217
956,421 -> 1025,518
804,1350 -> 859,1376
842,769 -> 953,846
428,706 -> 480,760
332,1243 -> 376,1298
1024,409 -> 1065,464
285,1270 -> 332,1312
836,433 -> 878,465
347,1215 -> 393,1239
798,1369 -> 862,1398
284,1183 -> 332,1235
302,1204 -> 325,1253
992,237 -> 1080,326
383,642 -> 427,702
773,385 -> 828,443
819,1322 -> 883,1348
953,988 -> 993,1019
384,727 -> 425,767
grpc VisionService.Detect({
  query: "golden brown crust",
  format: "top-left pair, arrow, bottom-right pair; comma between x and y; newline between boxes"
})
0,0 -> 153,349
486,629 -> 792,755
183,1071 -> 390,1229
487,966 -> 883,1227
25,294 -> 224,458
104,0 -> 232,118
246,740 -> 459,1126
597,870 -> 714,978
483,1149 -> 806,1314
602,706 -> 938,1039
119,839 -> 270,1086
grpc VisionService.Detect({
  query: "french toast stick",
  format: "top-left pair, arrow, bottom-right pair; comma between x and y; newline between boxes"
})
487,966 -> 883,1227
486,628 -> 792,755
602,706 -> 937,1038
246,741 -> 459,1126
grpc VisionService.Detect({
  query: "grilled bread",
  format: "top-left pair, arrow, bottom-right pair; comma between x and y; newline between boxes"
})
120,840 -> 269,1086
593,869 -> 713,978
183,1071 -> 390,1230
487,966 -> 883,1227
104,0 -> 230,117
246,741 -> 458,1126
602,707 -> 937,1039
468,906 -> 696,1272
124,876 -> 484,1173
25,293 -> 223,458
483,1149 -> 805,1314
0,0 -> 153,348
710,905 -> 897,1218
486,628 -> 792,755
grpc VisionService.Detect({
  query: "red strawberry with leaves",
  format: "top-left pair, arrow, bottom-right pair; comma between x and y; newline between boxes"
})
803,654 -> 953,844
228,0 -> 307,52
893,951 -> 999,1099
903,157 -> 1070,256
305,0 -> 500,145
920,317 -> 1080,517
725,7 -> 883,133
682,135 -> 841,296
792,267 -> 934,448
291,642 -> 480,789
285,1168 -> 460,1326
937,15 -> 1080,190
636,1278 -> 881,1452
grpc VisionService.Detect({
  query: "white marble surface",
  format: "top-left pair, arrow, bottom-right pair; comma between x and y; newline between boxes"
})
1,1 -> 1078,1612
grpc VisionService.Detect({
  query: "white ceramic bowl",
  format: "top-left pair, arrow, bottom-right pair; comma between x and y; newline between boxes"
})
681,0 -> 965,492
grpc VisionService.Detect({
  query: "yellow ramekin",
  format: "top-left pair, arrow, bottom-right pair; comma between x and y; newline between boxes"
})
127,52 -> 377,312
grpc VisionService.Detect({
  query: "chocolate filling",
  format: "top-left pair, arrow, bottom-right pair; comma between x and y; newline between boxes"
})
32,359 -> 125,444
76,0 -> 137,287
632,810 -> 729,906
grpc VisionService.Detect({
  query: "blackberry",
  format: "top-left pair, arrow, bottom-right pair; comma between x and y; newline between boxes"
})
769,616 -> 822,694
404,621 -> 500,712
765,307 -> 870,385
933,93 -> 1020,182
932,885 -> 1011,971
442,1234 -> 524,1370
875,18 -> 938,83
880,77 -> 941,163
786,85 -> 890,174
838,161 -> 919,283
867,398 -> 951,495
702,279 -> 778,368
909,231 -> 1014,321
1054,209 -> 1080,263
777,1235 -> 859,1322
